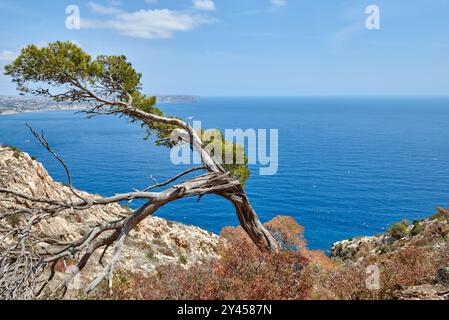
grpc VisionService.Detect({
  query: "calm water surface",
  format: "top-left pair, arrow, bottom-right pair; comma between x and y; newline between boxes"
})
1,96 -> 449,251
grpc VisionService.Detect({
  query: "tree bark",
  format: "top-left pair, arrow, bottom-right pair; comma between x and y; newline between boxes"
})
222,186 -> 279,252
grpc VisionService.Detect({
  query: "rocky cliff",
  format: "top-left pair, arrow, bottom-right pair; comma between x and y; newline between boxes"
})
330,213 -> 449,261
2,144 -> 448,300
330,210 -> 449,300
0,145 -> 219,285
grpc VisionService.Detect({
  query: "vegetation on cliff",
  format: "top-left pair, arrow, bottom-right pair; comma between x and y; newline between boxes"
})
94,211 -> 449,300
1,41 -> 448,300
1,146 -> 449,300
0,41 -> 278,299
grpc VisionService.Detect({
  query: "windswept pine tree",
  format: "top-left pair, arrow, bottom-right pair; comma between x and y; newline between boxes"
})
0,42 -> 279,298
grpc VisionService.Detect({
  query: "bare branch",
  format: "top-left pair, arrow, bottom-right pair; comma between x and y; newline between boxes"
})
143,166 -> 207,192
26,125 -> 88,203
1,42 -> 280,299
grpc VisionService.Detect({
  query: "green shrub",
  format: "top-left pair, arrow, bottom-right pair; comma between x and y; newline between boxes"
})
7,145 -> 21,152
432,208 -> 449,221
376,245 -> 389,255
120,204 -> 130,210
177,251 -> 188,265
410,221 -> 424,236
6,213 -> 22,227
388,220 -> 411,239
6,146 -> 22,159
146,249 -> 158,263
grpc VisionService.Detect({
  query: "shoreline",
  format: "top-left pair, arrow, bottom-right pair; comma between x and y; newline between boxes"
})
0,107 -> 87,116
0,99 -> 197,117
0,101 -> 195,116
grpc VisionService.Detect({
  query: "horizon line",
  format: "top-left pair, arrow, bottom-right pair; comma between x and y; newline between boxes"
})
2,93 -> 449,99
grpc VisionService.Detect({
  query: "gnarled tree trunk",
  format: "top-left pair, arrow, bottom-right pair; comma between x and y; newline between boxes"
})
0,41 -> 281,297
222,187 -> 279,252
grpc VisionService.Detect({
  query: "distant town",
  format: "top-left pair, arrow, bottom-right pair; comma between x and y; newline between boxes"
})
0,95 -> 198,115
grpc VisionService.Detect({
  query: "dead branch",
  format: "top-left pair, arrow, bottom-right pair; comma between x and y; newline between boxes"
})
1,43 -> 279,298
0,137 -> 242,298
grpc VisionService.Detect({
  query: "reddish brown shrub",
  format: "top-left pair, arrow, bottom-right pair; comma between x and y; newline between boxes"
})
265,216 -> 306,251
316,245 -> 445,300
93,216 -> 447,300
94,216 -> 319,300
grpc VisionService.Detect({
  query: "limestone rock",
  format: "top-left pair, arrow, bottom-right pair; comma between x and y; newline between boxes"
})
0,146 -> 219,284
330,216 -> 449,261
395,285 -> 449,300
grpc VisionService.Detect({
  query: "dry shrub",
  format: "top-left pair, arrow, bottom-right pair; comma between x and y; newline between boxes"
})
95,216 -> 320,300
93,216 -> 448,300
379,247 -> 437,294
264,216 -> 306,251
316,245 -> 447,300
316,262 -> 368,300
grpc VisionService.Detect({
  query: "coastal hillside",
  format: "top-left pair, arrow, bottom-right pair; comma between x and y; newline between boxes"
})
1,145 -> 448,300
331,212 -> 449,261
0,145 -> 219,289
329,213 -> 449,299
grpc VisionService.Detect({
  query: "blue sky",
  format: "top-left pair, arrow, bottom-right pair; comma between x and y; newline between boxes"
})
0,0 -> 448,96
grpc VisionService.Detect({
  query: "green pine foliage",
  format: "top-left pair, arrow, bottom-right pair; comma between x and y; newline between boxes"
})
388,219 -> 411,239
4,41 -> 251,185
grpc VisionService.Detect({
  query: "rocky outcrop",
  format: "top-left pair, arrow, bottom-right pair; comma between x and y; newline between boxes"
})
392,266 -> 449,300
330,234 -> 395,260
329,207 -> 449,300
0,146 -> 219,283
394,285 -> 449,300
330,214 -> 449,261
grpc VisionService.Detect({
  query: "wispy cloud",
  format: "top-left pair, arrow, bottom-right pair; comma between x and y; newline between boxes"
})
106,0 -> 122,6
328,3 -> 368,45
192,0 -> 216,11
0,50 -> 16,61
271,0 -> 287,6
332,23 -> 362,43
87,2 -> 122,15
82,2 -> 212,39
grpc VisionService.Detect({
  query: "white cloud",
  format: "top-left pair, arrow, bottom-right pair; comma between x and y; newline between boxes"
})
271,0 -> 287,6
82,3 -> 211,39
193,0 -> 216,11
0,50 -> 16,61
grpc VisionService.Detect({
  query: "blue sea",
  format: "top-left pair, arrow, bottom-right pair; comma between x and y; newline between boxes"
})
1,97 -> 449,251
